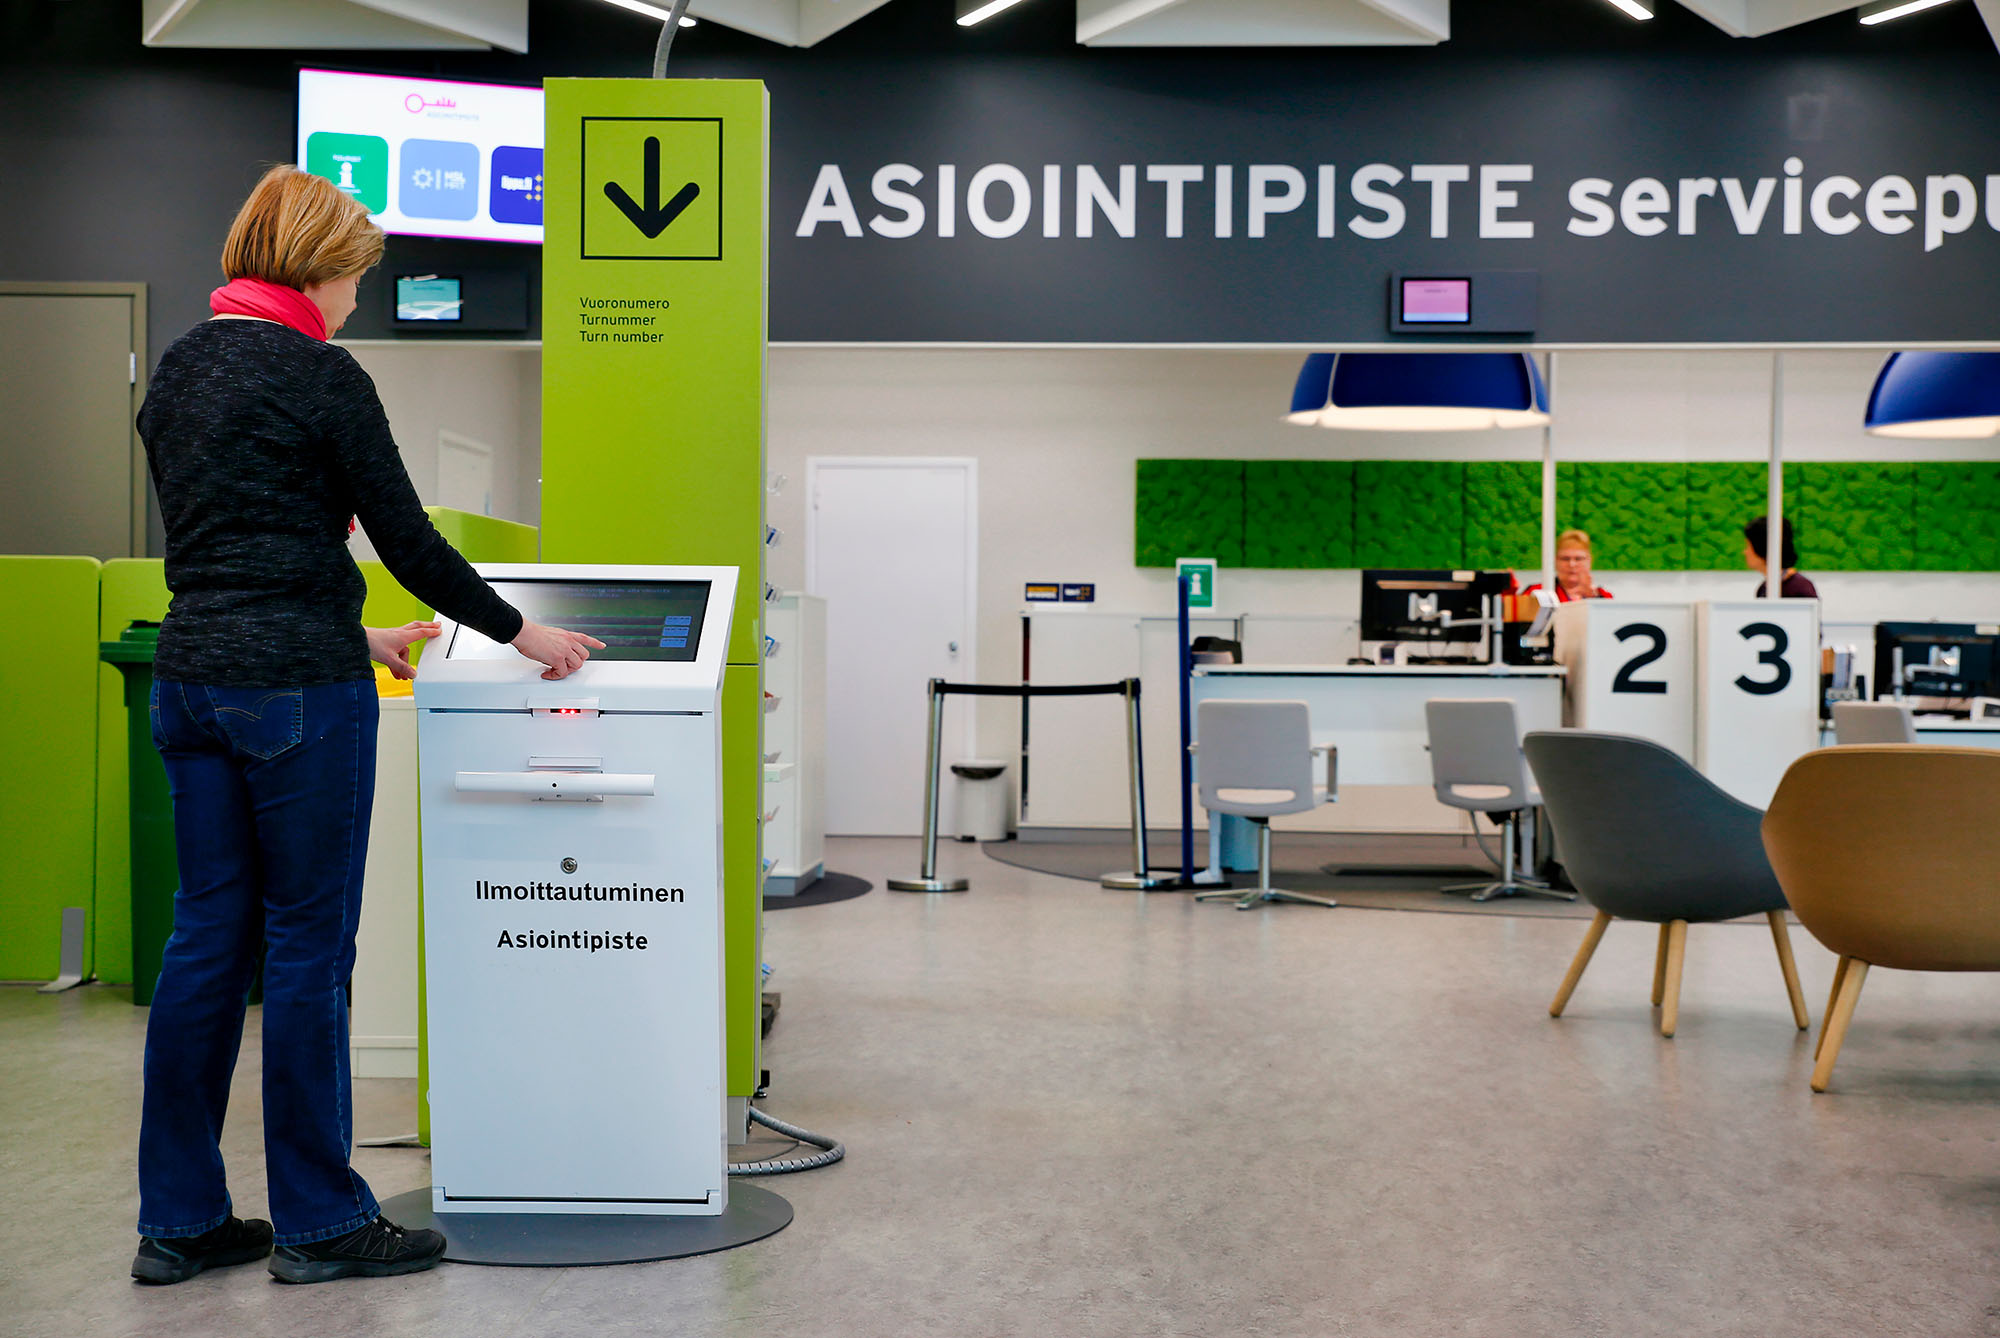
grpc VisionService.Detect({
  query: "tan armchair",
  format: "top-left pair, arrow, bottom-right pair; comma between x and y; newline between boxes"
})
1762,745 -> 2000,1092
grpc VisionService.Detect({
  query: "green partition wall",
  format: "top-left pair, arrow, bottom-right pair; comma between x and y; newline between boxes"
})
1139,458 -> 1968,573
0,558 -> 102,981
424,506 -> 538,567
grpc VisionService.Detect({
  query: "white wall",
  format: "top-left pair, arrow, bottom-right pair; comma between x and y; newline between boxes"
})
341,344 -> 542,560
767,346 -> 2000,779
345,340 -> 2000,830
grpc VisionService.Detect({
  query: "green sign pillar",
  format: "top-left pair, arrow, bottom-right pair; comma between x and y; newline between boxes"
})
541,78 -> 769,1114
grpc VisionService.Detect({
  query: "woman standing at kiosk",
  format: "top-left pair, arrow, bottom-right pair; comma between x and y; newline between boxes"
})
1520,529 -> 1613,603
129,166 -> 603,1286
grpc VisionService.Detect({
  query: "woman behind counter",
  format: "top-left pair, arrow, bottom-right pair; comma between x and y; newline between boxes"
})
1520,528 -> 1612,603
1746,515 -> 1819,599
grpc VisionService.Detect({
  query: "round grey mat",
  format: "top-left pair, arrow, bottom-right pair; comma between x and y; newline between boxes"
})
377,1183 -> 793,1267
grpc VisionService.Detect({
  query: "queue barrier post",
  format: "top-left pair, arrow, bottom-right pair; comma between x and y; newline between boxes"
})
886,678 -> 1185,894
887,678 -> 969,893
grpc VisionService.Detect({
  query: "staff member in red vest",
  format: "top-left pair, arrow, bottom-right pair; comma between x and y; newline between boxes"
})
1520,529 -> 1613,603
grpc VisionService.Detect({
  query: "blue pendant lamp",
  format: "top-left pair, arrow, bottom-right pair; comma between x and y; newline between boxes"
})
1287,352 -> 1550,431
1864,351 -> 2000,438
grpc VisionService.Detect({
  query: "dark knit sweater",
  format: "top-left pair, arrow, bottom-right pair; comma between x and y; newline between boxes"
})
138,319 -> 523,687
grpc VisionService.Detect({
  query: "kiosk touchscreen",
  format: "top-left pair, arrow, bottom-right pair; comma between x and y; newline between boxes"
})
416,564 -> 738,1216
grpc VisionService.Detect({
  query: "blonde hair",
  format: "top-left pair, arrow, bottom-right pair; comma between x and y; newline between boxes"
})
1556,529 -> 1592,556
221,165 -> 384,290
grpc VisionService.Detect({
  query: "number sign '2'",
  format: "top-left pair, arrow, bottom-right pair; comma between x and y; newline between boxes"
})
1554,602 -> 1696,758
1695,600 -> 1819,807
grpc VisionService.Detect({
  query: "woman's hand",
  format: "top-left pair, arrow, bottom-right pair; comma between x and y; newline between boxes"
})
512,620 -> 608,681
366,621 -> 441,680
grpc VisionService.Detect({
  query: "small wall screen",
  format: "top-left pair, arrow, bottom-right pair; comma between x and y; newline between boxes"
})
446,580 -> 712,663
396,275 -> 463,322
1400,277 -> 1471,324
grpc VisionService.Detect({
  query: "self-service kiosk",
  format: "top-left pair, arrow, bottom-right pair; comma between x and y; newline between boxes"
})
416,564 -> 738,1216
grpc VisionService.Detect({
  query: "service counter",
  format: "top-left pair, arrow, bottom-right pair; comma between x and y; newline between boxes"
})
1819,717 -> 2000,749
1189,663 -> 1566,786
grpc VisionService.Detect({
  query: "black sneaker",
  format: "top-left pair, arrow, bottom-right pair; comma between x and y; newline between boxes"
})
132,1215 -> 275,1285
267,1215 -> 446,1284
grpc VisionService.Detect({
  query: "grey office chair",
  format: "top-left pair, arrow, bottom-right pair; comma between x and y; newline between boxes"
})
1523,730 -> 1810,1039
1191,699 -> 1337,911
1425,698 -> 1571,902
1831,700 -> 1916,745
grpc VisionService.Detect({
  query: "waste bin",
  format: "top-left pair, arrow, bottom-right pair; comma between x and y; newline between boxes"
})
951,760 -> 1013,842
100,622 -> 175,1007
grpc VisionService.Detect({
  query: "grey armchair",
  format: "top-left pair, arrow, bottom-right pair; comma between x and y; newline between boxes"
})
1522,730 -> 1811,1038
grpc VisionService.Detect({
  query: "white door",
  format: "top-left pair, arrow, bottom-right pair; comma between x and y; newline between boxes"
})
437,430 -> 496,516
807,458 -> 976,836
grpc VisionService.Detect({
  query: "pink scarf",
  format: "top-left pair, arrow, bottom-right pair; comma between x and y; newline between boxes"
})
209,277 -> 328,341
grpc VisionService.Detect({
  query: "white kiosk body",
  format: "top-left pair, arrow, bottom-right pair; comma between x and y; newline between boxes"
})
416,564 -> 738,1216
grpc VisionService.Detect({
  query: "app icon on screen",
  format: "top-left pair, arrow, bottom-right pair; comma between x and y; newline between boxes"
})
306,132 -> 388,214
490,146 -> 543,226
400,139 -> 480,222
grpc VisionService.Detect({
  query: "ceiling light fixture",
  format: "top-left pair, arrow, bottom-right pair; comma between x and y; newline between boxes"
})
597,0 -> 696,27
1286,353 -> 1551,432
1859,0 -> 1958,23
957,0 -> 1033,26
1864,352 -> 2000,438
1601,0 -> 1654,18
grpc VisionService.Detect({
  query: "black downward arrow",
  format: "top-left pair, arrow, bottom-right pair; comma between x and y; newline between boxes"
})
603,137 -> 700,239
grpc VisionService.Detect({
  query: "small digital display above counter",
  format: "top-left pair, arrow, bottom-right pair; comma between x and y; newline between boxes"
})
1400,277 -> 1471,324
446,579 -> 712,662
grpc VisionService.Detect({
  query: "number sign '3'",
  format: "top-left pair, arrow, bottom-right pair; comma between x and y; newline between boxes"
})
1695,601 -> 1819,807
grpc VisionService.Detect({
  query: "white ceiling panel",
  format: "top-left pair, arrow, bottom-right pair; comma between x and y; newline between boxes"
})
685,0 -> 897,46
1078,0 -> 1448,46
142,0 -> 527,49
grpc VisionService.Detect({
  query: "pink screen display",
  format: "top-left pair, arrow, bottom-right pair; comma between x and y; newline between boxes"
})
1402,278 -> 1470,323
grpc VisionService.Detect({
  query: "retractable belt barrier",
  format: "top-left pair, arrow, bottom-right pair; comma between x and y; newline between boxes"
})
887,678 -> 1179,893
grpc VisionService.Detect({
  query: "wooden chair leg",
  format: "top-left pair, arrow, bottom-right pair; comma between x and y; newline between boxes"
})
1811,959 -> 1870,1093
1816,956 -> 1852,1060
1652,924 -> 1670,1007
1767,911 -> 1810,1031
1551,911 -> 1613,1018
1659,920 -> 1688,1037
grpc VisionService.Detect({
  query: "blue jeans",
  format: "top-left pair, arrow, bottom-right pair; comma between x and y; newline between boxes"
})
137,678 -> 381,1245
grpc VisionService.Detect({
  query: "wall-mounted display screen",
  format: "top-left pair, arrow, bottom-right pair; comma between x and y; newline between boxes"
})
1400,278 -> 1471,324
446,580 -> 713,663
298,68 -> 544,245
395,275 -> 462,321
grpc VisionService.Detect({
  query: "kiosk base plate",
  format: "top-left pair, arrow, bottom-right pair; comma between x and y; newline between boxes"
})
378,1183 -> 793,1267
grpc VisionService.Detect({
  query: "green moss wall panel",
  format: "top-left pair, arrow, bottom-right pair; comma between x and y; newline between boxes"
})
0,558 -> 100,981
1912,462 -> 2000,571
1354,461 -> 1465,569
1135,459 -> 1246,567
1462,461 -> 1542,571
1244,461 -> 1354,568
1559,462 -> 1689,571
1685,463 -> 1768,571
1785,462 -> 1916,572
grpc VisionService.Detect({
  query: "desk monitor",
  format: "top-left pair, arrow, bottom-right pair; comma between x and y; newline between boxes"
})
444,578 -> 712,662
1360,569 -> 1512,645
1874,621 -> 2000,705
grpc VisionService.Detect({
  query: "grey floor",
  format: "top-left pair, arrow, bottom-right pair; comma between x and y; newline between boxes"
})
6,835 -> 2000,1337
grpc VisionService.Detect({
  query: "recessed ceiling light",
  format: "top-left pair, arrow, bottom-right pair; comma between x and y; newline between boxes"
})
1859,0 -> 1958,23
957,0 -> 1033,26
1601,0 -> 1654,18
597,0 -> 696,26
